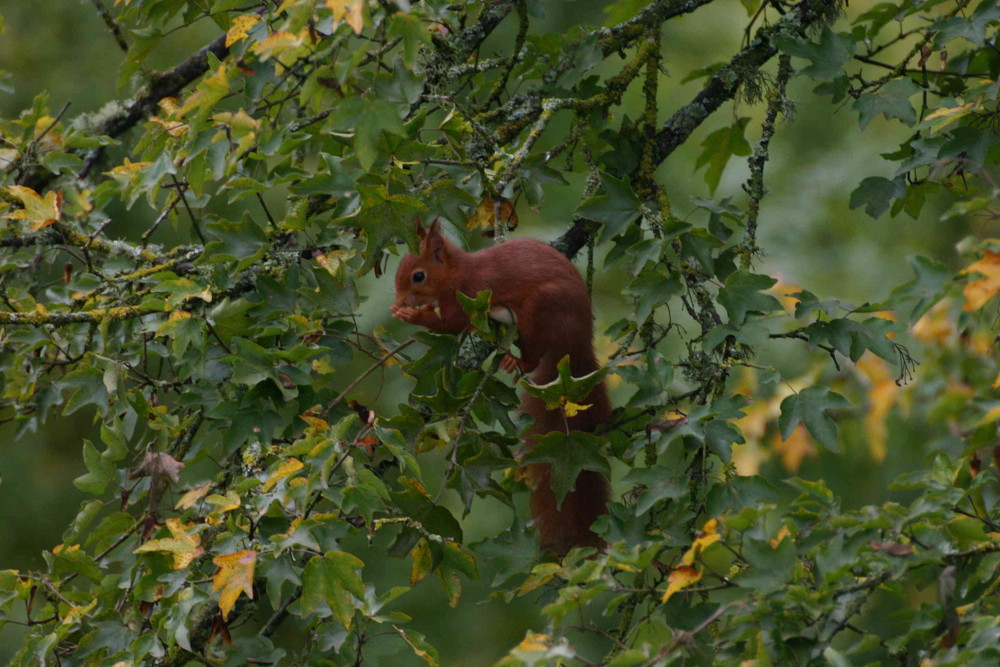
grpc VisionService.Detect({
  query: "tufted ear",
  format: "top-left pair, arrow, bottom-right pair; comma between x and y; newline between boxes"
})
419,218 -> 448,263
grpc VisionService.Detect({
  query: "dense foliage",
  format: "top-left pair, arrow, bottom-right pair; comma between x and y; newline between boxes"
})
1,0 -> 999,664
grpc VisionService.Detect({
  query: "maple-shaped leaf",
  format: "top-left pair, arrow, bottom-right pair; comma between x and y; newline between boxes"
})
961,250 -> 1000,311
521,355 -> 607,409
341,184 -> 426,271
212,549 -> 257,621
261,457 -> 304,492
5,185 -> 62,231
301,551 -> 366,629
328,0 -> 364,34
521,431 -> 610,505
134,518 -> 204,569
225,14 -> 260,47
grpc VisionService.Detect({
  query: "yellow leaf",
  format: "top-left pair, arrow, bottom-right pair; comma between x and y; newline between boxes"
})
976,405 -> 1000,426
300,413 -> 329,430
517,563 -> 562,595
61,599 -> 97,625
212,549 -> 257,620
681,518 -> 721,565
858,355 -> 898,464
769,524 -> 791,548
105,158 -> 152,178
327,0 -> 365,34
226,14 -> 260,47
466,196 -> 519,231
175,482 -> 211,510
134,519 -> 204,569
177,65 -> 230,117
517,632 -> 552,652
661,565 -> 702,604
410,539 -> 432,586
961,250 -> 1000,311
773,424 -> 816,473
205,490 -> 241,513
562,400 -> 592,417
262,457 -> 304,492
252,30 -> 306,64
912,300 -> 954,343
5,185 -> 62,231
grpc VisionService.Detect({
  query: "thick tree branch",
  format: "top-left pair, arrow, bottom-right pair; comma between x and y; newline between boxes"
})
651,0 -> 840,165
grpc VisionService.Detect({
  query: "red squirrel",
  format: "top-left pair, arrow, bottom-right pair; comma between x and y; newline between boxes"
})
391,219 -> 610,553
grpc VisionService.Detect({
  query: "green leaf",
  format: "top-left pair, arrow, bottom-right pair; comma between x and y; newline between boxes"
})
934,1 -> 1000,48
521,431 -> 610,505
854,78 -> 919,130
778,27 -> 855,80
340,184 -> 427,271
849,176 -> 905,219
521,355 -> 608,408
387,13 -> 432,68
778,386 -> 852,452
695,117 -> 751,195
74,439 -> 116,494
576,173 -> 642,240
717,270 -> 782,326
301,551 -> 367,629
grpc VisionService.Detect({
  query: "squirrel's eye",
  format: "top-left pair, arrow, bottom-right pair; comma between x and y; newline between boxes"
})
412,270 -> 426,284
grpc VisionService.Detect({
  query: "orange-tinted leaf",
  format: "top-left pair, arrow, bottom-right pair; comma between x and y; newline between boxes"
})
773,423 -> 817,473
661,565 -> 702,604
466,196 -> 519,231
961,250 -> 1000,311
5,185 -> 62,231
212,550 -> 257,620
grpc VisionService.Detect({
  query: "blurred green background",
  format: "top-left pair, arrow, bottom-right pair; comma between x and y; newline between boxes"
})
0,1 -> 962,663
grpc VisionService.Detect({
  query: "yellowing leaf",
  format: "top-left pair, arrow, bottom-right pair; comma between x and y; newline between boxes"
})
301,551 -> 366,629
912,300 -> 954,343
134,518 -> 204,569
857,354 -> 898,464
175,482 -> 211,510
769,524 -> 791,548
226,14 -> 260,47
976,405 -> 1000,426
300,413 -> 329,430
212,549 -> 257,620
5,185 -> 62,231
681,518 -> 721,565
517,632 -> 552,652
327,0 -> 365,34
105,158 -> 151,178
252,30 -> 306,64
177,65 -> 230,117
61,599 -> 97,625
262,457 -> 304,492
961,250 -> 1000,311
562,400 -> 592,417
773,423 -> 817,473
661,565 -> 702,604
410,538 -> 432,586
205,490 -> 241,513
466,196 -> 519,231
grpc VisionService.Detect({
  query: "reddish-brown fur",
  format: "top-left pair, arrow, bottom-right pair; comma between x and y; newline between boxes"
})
391,220 -> 611,553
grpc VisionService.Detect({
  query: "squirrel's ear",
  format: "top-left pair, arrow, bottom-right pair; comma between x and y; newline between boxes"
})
420,218 -> 448,262
414,217 -> 428,241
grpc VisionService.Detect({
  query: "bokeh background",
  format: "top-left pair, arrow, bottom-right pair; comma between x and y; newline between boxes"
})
0,1 -> 965,663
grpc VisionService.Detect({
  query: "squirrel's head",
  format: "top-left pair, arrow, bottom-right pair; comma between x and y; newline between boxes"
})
394,219 -> 461,308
